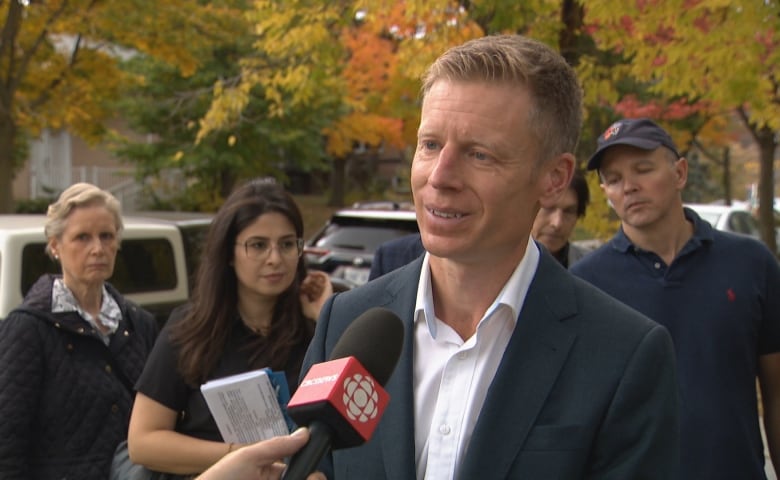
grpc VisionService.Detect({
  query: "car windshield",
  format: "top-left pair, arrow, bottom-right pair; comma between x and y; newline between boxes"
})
315,225 -> 415,252
695,211 -> 722,227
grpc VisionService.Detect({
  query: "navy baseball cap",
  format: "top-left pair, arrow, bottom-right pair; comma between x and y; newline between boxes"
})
586,118 -> 680,171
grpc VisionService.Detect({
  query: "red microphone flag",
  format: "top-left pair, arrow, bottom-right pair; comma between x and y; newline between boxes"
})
287,356 -> 390,448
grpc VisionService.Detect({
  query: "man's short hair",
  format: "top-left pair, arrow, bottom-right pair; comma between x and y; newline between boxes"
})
420,34 -> 583,165
569,170 -> 590,218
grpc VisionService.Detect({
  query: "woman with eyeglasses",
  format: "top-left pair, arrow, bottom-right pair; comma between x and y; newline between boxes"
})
126,179 -> 332,477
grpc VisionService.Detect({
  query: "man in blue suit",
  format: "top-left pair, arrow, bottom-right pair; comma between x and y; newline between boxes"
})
302,34 -> 679,479
368,233 -> 424,281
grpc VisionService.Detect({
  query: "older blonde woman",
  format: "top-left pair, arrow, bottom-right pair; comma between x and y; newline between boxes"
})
0,183 -> 158,480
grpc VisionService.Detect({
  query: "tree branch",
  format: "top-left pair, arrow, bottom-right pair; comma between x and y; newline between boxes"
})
29,0 -> 102,111
10,0 -> 71,94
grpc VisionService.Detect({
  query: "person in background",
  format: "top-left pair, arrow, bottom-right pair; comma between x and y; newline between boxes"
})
128,178 -> 332,477
367,232 -> 425,281
195,427 -> 325,480
531,168 -> 590,268
571,118 -> 780,479
369,169 -> 591,280
0,183 -> 158,479
303,34 -> 678,479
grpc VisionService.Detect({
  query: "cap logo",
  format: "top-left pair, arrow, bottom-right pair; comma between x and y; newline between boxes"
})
342,373 -> 380,423
603,123 -> 621,140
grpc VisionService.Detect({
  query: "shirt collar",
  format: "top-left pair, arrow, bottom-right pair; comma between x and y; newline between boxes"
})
611,206 -> 714,253
51,278 -> 122,333
414,238 -> 540,339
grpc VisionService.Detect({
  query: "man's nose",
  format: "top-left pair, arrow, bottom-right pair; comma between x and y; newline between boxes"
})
428,145 -> 464,190
622,173 -> 640,193
549,209 -> 564,228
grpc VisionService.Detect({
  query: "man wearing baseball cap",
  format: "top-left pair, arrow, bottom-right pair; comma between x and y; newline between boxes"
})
571,118 -> 780,479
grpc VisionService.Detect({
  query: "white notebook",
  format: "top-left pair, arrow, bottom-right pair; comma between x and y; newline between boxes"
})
200,368 -> 289,444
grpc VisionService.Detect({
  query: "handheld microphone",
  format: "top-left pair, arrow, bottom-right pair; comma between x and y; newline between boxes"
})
281,307 -> 404,480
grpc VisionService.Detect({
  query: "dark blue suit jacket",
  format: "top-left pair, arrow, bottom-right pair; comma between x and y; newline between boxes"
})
368,233 -> 424,281
303,253 -> 679,479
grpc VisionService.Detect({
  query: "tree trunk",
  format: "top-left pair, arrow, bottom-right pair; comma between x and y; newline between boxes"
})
559,0 -> 585,65
723,147 -> 731,206
328,156 -> 346,207
756,126 -> 777,256
0,116 -> 16,213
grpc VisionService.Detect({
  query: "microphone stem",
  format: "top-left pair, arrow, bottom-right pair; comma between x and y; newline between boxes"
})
282,421 -> 333,480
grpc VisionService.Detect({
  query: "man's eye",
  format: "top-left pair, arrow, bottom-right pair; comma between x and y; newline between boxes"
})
420,140 -> 438,151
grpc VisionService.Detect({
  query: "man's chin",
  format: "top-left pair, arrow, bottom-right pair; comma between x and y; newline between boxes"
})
537,237 -> 565,252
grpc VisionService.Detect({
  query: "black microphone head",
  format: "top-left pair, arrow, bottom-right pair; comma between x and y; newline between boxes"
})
329,307 -> 404,386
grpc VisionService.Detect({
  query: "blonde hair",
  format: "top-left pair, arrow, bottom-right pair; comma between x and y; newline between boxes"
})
420,34 -> 583,166
44,183 -> 123,258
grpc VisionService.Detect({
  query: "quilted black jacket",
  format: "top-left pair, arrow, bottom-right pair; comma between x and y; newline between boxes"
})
0,274 -> 159,480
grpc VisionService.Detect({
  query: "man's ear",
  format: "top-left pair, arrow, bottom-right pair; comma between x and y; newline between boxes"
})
538,153 -> 575,209
674,157 -> 688,190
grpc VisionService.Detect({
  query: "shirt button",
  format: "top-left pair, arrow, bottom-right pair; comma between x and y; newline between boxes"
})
66,343 -> 73,351
111,404 -> 119,413
654,262 -> 661,269
123,330 -> 130,336
439,424 -> 451,435
105,365 -> 112,373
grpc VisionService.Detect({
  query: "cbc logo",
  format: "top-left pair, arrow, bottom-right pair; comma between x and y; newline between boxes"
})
342,373 -> 379,423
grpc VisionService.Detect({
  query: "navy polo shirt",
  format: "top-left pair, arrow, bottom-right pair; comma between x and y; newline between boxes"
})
571,208 -> 780,480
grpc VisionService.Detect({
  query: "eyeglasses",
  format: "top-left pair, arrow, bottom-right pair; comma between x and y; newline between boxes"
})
236,237 -> 304,260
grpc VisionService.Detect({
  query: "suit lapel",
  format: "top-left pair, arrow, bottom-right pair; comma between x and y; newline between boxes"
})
459,254 -> 580,479
377,258 -> 423,479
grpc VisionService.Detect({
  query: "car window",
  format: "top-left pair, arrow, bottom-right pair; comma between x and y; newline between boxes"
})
314,225 -> 416,252
178,223 -> 210,284
728,212 -> 760,236
696,211 -> 721,227
20,244 -> 59,298
21,238 -> 178,297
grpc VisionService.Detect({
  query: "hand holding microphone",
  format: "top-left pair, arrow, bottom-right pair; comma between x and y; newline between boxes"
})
282,307 -> 404,480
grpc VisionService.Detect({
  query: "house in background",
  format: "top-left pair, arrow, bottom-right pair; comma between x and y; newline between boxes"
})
12,128 -> 410,212
12,122 -> 156,212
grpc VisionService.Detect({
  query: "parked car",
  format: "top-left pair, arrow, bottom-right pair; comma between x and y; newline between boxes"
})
694,200 -> 780,251
0,213 -> 210,326
685,203 -> 761,238
134,211 -> 213,291
304,206 -> 419,287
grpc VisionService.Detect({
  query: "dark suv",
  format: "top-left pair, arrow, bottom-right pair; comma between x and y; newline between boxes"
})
304,205 -> 419,287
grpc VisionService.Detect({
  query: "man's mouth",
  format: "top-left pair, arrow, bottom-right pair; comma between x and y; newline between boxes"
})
430,208 -> 463,219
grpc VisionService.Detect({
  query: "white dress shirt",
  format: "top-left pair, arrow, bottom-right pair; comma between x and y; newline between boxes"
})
413,240 -> 540,480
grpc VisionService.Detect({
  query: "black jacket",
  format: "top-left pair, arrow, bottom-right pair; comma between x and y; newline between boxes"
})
0,274 -> 158,480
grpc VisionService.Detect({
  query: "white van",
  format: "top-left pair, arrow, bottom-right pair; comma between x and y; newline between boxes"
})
0,214 -> 195,326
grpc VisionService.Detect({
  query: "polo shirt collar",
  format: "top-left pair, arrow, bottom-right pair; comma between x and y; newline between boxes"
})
610,205 -> 715,254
